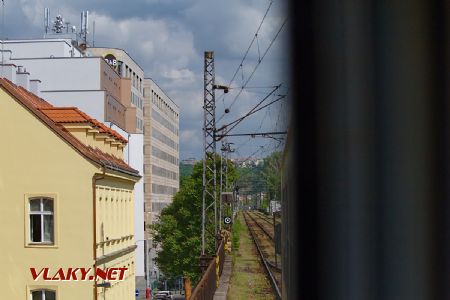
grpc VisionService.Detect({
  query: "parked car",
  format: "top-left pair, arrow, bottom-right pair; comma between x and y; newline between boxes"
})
153,290 -> 173,299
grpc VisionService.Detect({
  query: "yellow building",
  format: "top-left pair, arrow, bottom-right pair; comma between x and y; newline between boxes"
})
0,78 -> 141,299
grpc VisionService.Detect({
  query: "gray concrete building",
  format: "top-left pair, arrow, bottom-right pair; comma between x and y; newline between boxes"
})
143,78 -> 180,285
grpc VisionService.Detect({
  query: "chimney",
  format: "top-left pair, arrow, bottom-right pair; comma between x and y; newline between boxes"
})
0,63 -> 17,83
16,66 -> 30,90
29,79 -> 41,96
0,49 -> 12,63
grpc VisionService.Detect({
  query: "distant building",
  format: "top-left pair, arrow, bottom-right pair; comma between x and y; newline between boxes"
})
0,78 -> 140,299
181,158 -> 197,165
143,78 -> 180,282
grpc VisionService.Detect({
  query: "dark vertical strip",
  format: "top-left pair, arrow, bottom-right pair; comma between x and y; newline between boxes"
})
288,0 -> 317,299
373,1 -> 439,299
435,0 -> 450,298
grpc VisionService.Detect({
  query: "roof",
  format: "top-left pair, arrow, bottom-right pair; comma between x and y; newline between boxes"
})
9,84 -> 128,143
0,78 -> 139,177
38,107 -> 128,143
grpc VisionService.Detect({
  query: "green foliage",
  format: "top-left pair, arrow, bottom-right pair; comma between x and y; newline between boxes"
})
231,215 -> 242,251
236,164 -> 265,195
179,163 -> 194,186
262,151 -> 282,201
151,155 -> 237,284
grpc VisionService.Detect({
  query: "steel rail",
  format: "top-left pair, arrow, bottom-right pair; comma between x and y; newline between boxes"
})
246,211 -> 274,241
243,212 -> 281,299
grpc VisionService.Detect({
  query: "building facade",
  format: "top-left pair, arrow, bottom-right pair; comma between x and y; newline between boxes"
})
87,47 -> 145,134
0,39 -> 139,134
143,78 -> 180,282
143,78 -> 180,225
0,78 -> 140,299
0,38 -> 180,289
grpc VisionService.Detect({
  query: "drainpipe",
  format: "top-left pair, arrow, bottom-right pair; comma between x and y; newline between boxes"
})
92,167 -> 106,300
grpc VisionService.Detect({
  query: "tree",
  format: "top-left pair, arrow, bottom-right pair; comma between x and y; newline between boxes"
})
262,151 -> 282,202
150,155 -> 237,284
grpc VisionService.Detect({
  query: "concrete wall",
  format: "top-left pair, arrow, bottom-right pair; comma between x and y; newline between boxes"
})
3,39 -> 83,59
11,57 -> 101,91
42,90 -> 106,122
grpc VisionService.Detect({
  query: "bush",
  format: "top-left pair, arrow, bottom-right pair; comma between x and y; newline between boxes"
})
231,215 -> 242,251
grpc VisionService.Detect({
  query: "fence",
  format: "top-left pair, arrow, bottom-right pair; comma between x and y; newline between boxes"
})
190,238 -> 225,300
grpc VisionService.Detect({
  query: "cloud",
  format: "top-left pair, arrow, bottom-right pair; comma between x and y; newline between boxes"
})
6,0 -> 289,159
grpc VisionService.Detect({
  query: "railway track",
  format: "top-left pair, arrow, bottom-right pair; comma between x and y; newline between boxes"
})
246,211 -> 275,240
243,211 -> 282,299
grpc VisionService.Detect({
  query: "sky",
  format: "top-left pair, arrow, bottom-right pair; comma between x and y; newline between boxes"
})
4,0 -> 290,160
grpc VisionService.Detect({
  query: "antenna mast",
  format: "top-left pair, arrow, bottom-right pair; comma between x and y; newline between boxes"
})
80,10 -> 89,45
44,8 -> 50,37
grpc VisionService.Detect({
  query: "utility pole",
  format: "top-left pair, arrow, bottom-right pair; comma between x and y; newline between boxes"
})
201,51 -> 217,257
219,141 -> 227,232
220,141 -> 235,227
201,51 -> 230,267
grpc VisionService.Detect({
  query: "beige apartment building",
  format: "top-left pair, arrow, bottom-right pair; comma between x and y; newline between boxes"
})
87,47 -> 145,134
143,78 -> 180,226
143,78 -> 180,280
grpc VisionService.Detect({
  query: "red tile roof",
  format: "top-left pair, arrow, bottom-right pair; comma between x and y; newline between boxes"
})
0,78 -> 139,177
38,107 -> 128,143
11,84 -> 128,144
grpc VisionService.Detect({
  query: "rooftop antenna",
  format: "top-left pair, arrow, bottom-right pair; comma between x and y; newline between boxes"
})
92,20 -> 95,47
80,10 -> 89,45
52,14 -> 65,34
44,8 -> 50,37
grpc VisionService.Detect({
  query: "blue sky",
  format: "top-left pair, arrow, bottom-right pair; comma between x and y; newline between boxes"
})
6,0 -> 290,159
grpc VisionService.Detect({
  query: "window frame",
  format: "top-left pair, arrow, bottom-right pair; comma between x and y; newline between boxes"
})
27,285 -> 59,300
24,194 -> 59,248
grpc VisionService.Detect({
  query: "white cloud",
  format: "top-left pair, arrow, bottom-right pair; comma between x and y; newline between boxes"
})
12,0 -> 288,159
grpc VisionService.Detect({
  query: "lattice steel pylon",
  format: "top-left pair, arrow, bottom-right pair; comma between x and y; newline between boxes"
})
201,51 -> 218,256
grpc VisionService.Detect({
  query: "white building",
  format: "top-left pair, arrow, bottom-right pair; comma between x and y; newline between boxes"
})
0,28 -> 180,290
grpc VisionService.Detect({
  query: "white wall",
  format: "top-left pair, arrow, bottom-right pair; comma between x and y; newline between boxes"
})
111,125 -> 145,277
3,39 -> 83,59
109,131 -> 145,276
125,131 -> 145,277
42,91 -> 105,122
11,57 -> 101,91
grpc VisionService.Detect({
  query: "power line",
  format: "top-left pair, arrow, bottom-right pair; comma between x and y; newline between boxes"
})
226,0 -> 274,90
218,16 -> 289,123
217,85 -> 280,132
216,131 -> 287,138
217,93 -> 286,140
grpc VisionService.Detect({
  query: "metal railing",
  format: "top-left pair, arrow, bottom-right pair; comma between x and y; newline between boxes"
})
190,238 -> 225,300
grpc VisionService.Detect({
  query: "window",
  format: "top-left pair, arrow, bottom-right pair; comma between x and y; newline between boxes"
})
29,198 -> 54,244
31,289 -> 56,300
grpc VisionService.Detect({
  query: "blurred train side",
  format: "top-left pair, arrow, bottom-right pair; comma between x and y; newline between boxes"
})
281,129 -> 295,300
